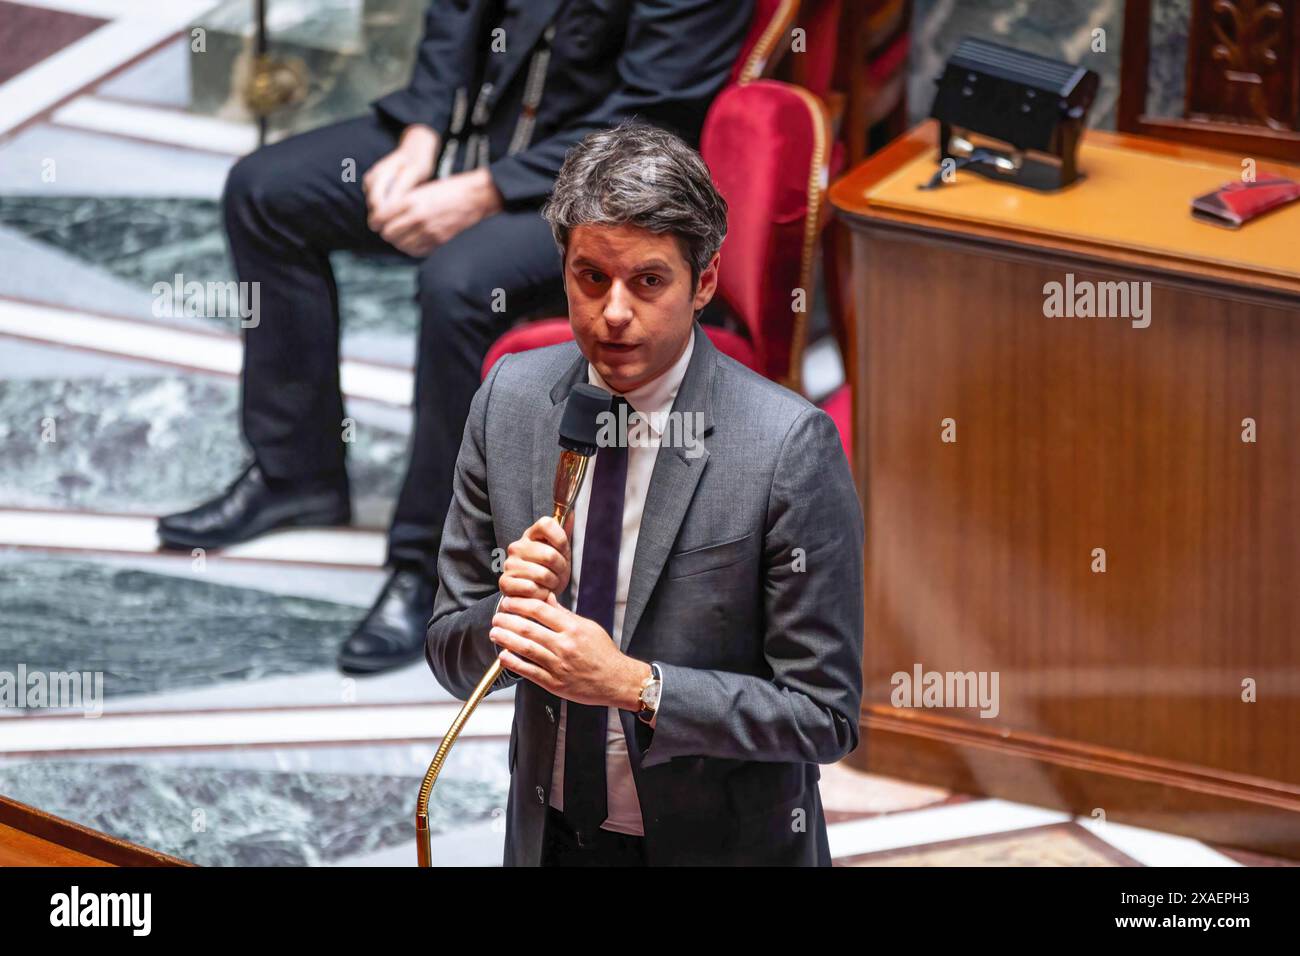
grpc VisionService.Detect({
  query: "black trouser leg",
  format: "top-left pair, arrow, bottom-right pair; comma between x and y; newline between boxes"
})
385,207 -> 567,579
224,113 -> 408,482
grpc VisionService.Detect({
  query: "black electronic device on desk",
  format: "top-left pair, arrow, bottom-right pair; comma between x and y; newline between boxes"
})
923,36 -> 1099,192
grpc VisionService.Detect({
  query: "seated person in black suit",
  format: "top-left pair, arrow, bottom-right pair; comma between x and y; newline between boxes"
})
157,0 -> 754,673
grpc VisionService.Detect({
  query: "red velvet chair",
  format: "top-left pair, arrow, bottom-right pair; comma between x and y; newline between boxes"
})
732,0 -> 801,84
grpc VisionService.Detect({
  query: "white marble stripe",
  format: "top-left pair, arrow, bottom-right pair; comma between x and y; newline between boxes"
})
52,95 -> 258,155
0,701 -> 514,753
0,299 -> 414,406
0,298 -> 242,371
1076,816 -> 1242,867
0,2 -> 221,135
339,357 -> 415,408
827,797 -> 1072,859
5,0 -> 151,17
220,526 -> 385,566
85,665 -> 470,715
329,821 -> 505,867
0,510 -> 386,567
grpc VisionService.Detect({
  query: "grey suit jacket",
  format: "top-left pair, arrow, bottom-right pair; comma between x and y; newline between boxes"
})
425,321 -> 865,865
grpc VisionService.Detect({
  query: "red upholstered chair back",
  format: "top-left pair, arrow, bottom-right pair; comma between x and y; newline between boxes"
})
700,79 -> 831,391
788,0 -> 842,99
731,0 -> 800,83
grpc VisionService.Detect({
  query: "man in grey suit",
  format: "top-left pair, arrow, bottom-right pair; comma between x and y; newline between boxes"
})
425,121 -> 864,866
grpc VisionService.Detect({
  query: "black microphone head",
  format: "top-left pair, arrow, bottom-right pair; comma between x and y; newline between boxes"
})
559,382 -> 611,455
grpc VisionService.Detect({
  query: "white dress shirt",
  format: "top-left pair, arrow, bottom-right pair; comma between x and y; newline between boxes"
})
546,330 -> 695,835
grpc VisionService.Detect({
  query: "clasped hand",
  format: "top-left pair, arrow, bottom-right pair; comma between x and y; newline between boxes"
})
362,124 -> 503,257
492,515 -> 642,709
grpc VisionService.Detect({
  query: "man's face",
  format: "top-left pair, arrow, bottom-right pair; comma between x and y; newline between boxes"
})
564,222 -> 719,393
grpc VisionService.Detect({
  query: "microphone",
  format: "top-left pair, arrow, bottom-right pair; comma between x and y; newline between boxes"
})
416,381 -> 613,866
553,382 -> 612,525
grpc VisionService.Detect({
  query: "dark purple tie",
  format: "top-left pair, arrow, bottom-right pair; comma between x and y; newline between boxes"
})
563,396 -> 630,837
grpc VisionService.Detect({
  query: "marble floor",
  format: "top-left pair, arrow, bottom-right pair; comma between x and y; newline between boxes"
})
0,0 -> 1291,868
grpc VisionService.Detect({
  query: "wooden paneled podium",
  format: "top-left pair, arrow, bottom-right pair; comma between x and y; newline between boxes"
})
829,123 -> 1300,858
0,794 -> 189,866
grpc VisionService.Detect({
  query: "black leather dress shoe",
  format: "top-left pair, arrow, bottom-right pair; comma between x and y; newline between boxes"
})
157,461 -> 350,551
337,568 -> 438,674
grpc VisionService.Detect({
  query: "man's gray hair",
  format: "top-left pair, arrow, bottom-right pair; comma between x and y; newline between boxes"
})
540,121 -> 728,288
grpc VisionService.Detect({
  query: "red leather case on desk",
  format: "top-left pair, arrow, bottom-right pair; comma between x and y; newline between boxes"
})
1191,174 -> 1300,228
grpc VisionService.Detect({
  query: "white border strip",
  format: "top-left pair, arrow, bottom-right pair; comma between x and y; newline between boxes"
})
0,2 -> 220,136
828,798 -> 1071,859
1078,817 -> 1242,867
52,95 -> 257,155
0,510 -> 385,567
0,701 -> 514,753
0,299 -> 414,406
329,819 -> 504,867
8,1 -> 149,17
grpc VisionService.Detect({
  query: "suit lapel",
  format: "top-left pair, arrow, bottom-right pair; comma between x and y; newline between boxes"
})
621,323 -> 717,659
485,0 -> 568,107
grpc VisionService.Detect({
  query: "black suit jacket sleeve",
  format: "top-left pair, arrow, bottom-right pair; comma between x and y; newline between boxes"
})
488,0 -> 753,205
372,0 -> 477,137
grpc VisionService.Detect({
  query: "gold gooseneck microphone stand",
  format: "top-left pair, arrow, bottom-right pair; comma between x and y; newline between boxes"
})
416,383 -> 611,866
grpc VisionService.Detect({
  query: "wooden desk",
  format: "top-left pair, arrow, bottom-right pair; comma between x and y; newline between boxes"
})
0,794 -> 190,866
829,123 -> 1300,858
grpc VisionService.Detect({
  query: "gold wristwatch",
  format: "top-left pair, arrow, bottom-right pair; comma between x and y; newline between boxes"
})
637,662 -> 662,724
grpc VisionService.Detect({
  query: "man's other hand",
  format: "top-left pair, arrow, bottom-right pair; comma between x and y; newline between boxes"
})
364,123 -> 439,230
491,594 -> 647,709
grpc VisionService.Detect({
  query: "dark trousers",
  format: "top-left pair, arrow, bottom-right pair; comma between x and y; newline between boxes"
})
223,112 -> 568,579
541,806 -> 648,867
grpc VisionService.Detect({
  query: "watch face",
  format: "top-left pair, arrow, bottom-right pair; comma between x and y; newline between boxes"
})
643,682 -> 661,709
